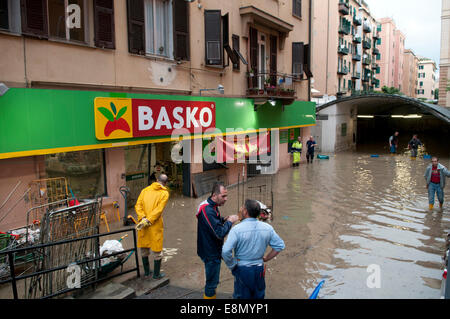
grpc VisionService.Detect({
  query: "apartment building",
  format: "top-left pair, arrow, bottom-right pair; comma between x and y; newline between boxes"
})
378,17 -> 398,89
438,0 -> 450,107
0,0 -> 316,230
402,49 -> 419,98
417,57 -> 438,101
311,0 -> 379,100
393,29 -> 405,91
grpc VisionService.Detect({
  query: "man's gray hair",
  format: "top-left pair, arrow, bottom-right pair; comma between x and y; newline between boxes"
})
158,174 -> 168,184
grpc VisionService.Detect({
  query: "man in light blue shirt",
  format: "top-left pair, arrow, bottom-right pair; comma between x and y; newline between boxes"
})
222,199 -> 285,299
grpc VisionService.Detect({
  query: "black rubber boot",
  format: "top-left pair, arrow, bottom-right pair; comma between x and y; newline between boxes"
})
153,259 -> 165,279
142,256 -> 152,277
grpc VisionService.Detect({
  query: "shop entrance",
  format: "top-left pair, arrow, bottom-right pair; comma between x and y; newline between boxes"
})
124,142 -> 184,207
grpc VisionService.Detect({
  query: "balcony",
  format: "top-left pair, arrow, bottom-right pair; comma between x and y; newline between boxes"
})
352,53 -> 361,61
338,19 -> 351,35
362,55 -> 371,65
362,69 -> 371,82
372,78 -> 380,88
353,34 -> 362,43
352,72 -> 361,79
353,15 -> 362,26
373,31 -> 380,39
246,72 -> 297,105
337,65 -> 349,75
371,62 -> 379,70
339,1 -> 349,15
362,38 -> 371,49
363,22 -> 372,33
338,44 -> 349,55
373,47 -> 380,55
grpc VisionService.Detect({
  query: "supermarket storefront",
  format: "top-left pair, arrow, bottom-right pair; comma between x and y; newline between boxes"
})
0,88 -> 315,230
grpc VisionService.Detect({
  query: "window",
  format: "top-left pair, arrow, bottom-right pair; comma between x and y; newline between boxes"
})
420,81 -> 423,87
293,0 -> 302,18
20,0 -> 115,48
144,0 -> 173,58
48,0 -> 87,43
204,10 -> 222,66
45,150 -> 107,199
0,0 -> 21,33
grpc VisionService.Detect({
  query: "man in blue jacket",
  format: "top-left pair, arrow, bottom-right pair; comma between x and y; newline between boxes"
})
197,182 -> 239,299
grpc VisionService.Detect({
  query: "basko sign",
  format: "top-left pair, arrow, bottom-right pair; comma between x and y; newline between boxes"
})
94,98 -> 216,140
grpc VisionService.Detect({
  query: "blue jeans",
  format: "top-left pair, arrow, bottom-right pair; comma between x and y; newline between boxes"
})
428,182 -> 444,205
232,265 -> 265,299
202,257 -> 221,297
390,145 -> 397,153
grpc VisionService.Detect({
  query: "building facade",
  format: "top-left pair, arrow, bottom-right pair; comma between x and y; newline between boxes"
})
402,49 -> 419,98
0,0 -> 316,230
311,0 -> 380,102
378,17 -> 398,89
417,57 -> 438,101
438,0 -> 450,107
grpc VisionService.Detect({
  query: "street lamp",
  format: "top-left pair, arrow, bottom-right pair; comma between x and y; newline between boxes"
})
199,84 -> 224,96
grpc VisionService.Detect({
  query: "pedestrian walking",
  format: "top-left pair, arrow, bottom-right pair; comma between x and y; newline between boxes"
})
408,134 -> 422,159
291,136 -> 303,167
135,174 -> 170,279
222,199 -> 285,299
424,157 -> 450,211
196,182 -> 239,299
389,131 -> 399,154
306,136 -> 318,163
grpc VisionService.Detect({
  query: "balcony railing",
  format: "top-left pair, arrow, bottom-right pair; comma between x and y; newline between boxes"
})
352,53 -> 361,61
371,62 -> 379,69
338,19 -> 351,35
373,47 -> 380,55
353,34 -> 362,43
339,1 -> 349,15
353,15 -> 362,26
246,72 -> 296,99
362,55 -> 371,65
362,69 -> 371,82
363,22 -> 372,33
337,65 -> 349,75
338,44 -> 349,55
373,32 -> 380,39
352,72 -> 361,79
363,38 -> 371,49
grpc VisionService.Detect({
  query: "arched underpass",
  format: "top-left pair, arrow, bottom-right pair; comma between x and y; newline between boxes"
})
314,94 -> 450,157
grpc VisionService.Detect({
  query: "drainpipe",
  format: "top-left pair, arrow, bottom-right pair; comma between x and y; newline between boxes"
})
308,0 -> 312,101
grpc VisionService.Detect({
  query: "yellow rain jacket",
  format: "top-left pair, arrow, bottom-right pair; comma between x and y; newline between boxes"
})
135,182 -> 169,251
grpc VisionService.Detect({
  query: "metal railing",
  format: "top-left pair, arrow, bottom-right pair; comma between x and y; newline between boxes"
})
246,72 -> 296,97
0,228 -> 140,299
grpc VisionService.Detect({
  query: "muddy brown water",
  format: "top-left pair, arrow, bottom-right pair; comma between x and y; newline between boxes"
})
3,150 -> 448,299
158,151 -> 450,299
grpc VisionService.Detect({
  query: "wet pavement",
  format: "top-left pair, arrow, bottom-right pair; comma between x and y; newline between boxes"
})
139,148 -> 450,299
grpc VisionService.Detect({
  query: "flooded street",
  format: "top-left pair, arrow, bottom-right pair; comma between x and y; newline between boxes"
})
152,150 -> 450,299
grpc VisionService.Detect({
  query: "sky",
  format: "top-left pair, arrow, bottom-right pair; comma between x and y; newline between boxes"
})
366,0 -> 442,68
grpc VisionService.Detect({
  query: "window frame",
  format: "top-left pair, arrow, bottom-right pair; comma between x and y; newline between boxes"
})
144,0 -> 174,59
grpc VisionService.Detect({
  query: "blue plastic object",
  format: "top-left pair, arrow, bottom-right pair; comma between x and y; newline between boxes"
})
423,155 -> 431,159
371,155 -> 379,158
317,154 -> 329,160
309,280 -> 325,299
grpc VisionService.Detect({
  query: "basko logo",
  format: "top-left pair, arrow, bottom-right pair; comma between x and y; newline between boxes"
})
94,98 -> 216,140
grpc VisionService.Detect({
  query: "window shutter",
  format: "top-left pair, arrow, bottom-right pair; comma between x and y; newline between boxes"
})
173,0 -> 189,60
293,0 -> 302,18
249,27 -> 258,88
0,0 -> 8,30
232,34 -> 240,70
20,0 -> 48,37
94,0 -> 115,49
204,10 -> 222,66
292,42 -> 304,80
270,35 -> 277,86
304,43 -> 313,78
127,0 -> 145,55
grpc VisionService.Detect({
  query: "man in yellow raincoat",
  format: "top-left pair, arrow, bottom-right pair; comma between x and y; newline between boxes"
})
291,136 -> 303,167
135,174 -> 169,279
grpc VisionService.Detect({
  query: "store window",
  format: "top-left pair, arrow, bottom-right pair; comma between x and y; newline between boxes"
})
45,149 -> 107,199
